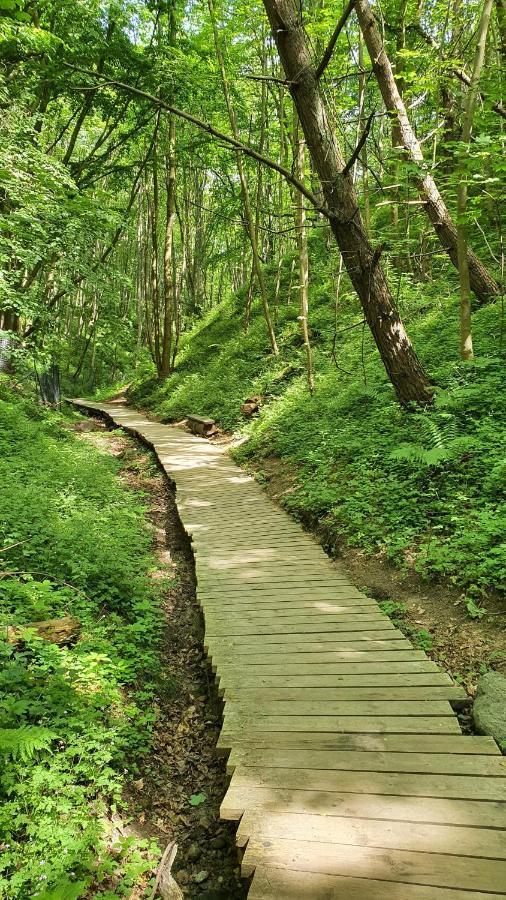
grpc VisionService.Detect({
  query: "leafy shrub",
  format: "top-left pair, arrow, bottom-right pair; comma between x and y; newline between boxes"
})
0,388 -> 163,897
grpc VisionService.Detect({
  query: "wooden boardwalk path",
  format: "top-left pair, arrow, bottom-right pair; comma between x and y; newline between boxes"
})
73,400 -> 506,899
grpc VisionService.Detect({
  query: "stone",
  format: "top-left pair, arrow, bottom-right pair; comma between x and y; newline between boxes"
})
209,835 -> 226,850
473,671 -> 506,749
186,843 -> 202,863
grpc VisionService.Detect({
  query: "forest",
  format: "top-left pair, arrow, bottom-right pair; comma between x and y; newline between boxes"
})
0,0 -> 505,896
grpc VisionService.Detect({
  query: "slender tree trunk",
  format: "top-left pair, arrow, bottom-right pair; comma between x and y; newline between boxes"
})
357,32 -> 371,235
355,0 -> 499,304
292,111 -> 314,392
161,114 -> 176,375
208,0 -> 279,354
262,0 -> 433,405
457,0 -> 495,359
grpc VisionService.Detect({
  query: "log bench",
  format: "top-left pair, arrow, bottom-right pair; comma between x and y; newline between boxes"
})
186,415 -> 216,437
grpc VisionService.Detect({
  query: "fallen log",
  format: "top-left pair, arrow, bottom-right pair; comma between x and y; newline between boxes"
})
4,616 -> 81,646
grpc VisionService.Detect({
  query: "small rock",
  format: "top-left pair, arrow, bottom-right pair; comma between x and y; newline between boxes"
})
209,835 -> 226,850
194,870 -> 209,884
473,671 -> 506,748
186,843 -> 202,862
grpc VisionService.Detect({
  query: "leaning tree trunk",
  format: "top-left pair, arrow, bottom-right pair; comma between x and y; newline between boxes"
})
355,0 -> 499,305
261,0 -> 433,405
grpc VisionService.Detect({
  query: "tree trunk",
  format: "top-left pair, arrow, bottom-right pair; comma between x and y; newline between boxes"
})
292,110 -> 314,392
355,0 -> 499,305
208,0 -> 279,355
457,0 -> 495,359
261,0 -> 433,405
161,114 -> 176,376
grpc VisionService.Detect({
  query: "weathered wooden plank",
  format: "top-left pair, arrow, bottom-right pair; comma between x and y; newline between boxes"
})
215,660 -> 440,675
248,867 -> 499,900
210,649 -> 422,668
226,749 -> 506,777
224,699 -> 454,717
216,732 -> 498,755
206,629 -> 403,649
205,607 -> 382,622
221,715 -> 461,734
218,672 -> 456,689
220,784 -> 506,825
241,837 -> 506,891
222,686 -> 467,704
229,766 -> 506,799
237,810 -> 506,858
205,618 -> 394,636
210,641 -> 413,661
212,650 -> 430,675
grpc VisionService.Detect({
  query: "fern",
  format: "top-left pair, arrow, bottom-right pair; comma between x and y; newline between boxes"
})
0,726 -> 56,761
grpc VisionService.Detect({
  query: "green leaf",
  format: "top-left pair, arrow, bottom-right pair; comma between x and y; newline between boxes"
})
189,792 -> 207,806
38,880 -> 87,900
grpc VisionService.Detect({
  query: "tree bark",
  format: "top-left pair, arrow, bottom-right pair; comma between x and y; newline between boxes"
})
161,115 -> 176,375
292,111 -> 314,392
457,0 -> 495,359
355,0 -> 499,305
261,0 -> 433,405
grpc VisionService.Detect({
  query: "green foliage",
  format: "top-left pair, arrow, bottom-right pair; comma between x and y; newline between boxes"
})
0,385 -> 162,898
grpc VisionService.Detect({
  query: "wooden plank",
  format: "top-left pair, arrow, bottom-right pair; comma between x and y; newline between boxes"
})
248,866 -> 499,900
210,638 -> 412,655
226,749 -> 506,777
198,574 -> 353,586
218,672 -> 456,689
222,686 -> 467,704
221,715 -> 461,734
224,699 -> 454,717
198,588 -> 370,601
212,653 -> 430,672
220,784 -> 506,826
208,633 -> 407,652
237,810 -> 506,858
205,607 -> 382,621
210,646 -> 419,665
216,732 -> 498,755
205,618 -> 394,636
215,660 -> 440,675
200,595 -> 376,608
229,766 -> 506,800
240,837 -> 506,891
206,627 -> 402,646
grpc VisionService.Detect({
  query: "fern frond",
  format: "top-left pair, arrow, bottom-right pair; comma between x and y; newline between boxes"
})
0,726 -> 56,762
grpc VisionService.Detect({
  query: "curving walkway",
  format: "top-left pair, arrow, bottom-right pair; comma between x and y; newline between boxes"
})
72,400 -> 506,899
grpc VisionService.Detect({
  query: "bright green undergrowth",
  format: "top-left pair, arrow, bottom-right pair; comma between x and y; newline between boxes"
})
0,382 -> 165,898
128,238 -> 506,605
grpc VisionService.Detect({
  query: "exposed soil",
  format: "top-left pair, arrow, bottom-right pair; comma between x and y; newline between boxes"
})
243,454 -> 506,696
75,415 -> 245,899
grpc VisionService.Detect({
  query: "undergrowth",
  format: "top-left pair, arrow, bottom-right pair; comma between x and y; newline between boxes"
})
127,236 -> 506,605
0,380 -> 165,898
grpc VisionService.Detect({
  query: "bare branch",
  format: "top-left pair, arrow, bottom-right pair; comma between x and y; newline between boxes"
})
315,0 -> 356,80
63,64 -> 326,214
342,110 -> 375,176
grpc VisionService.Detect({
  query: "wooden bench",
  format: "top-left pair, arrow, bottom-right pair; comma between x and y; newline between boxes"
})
186,414 -> 216,437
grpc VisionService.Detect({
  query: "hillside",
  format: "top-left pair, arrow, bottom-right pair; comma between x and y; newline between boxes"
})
129,245 -> 505,608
